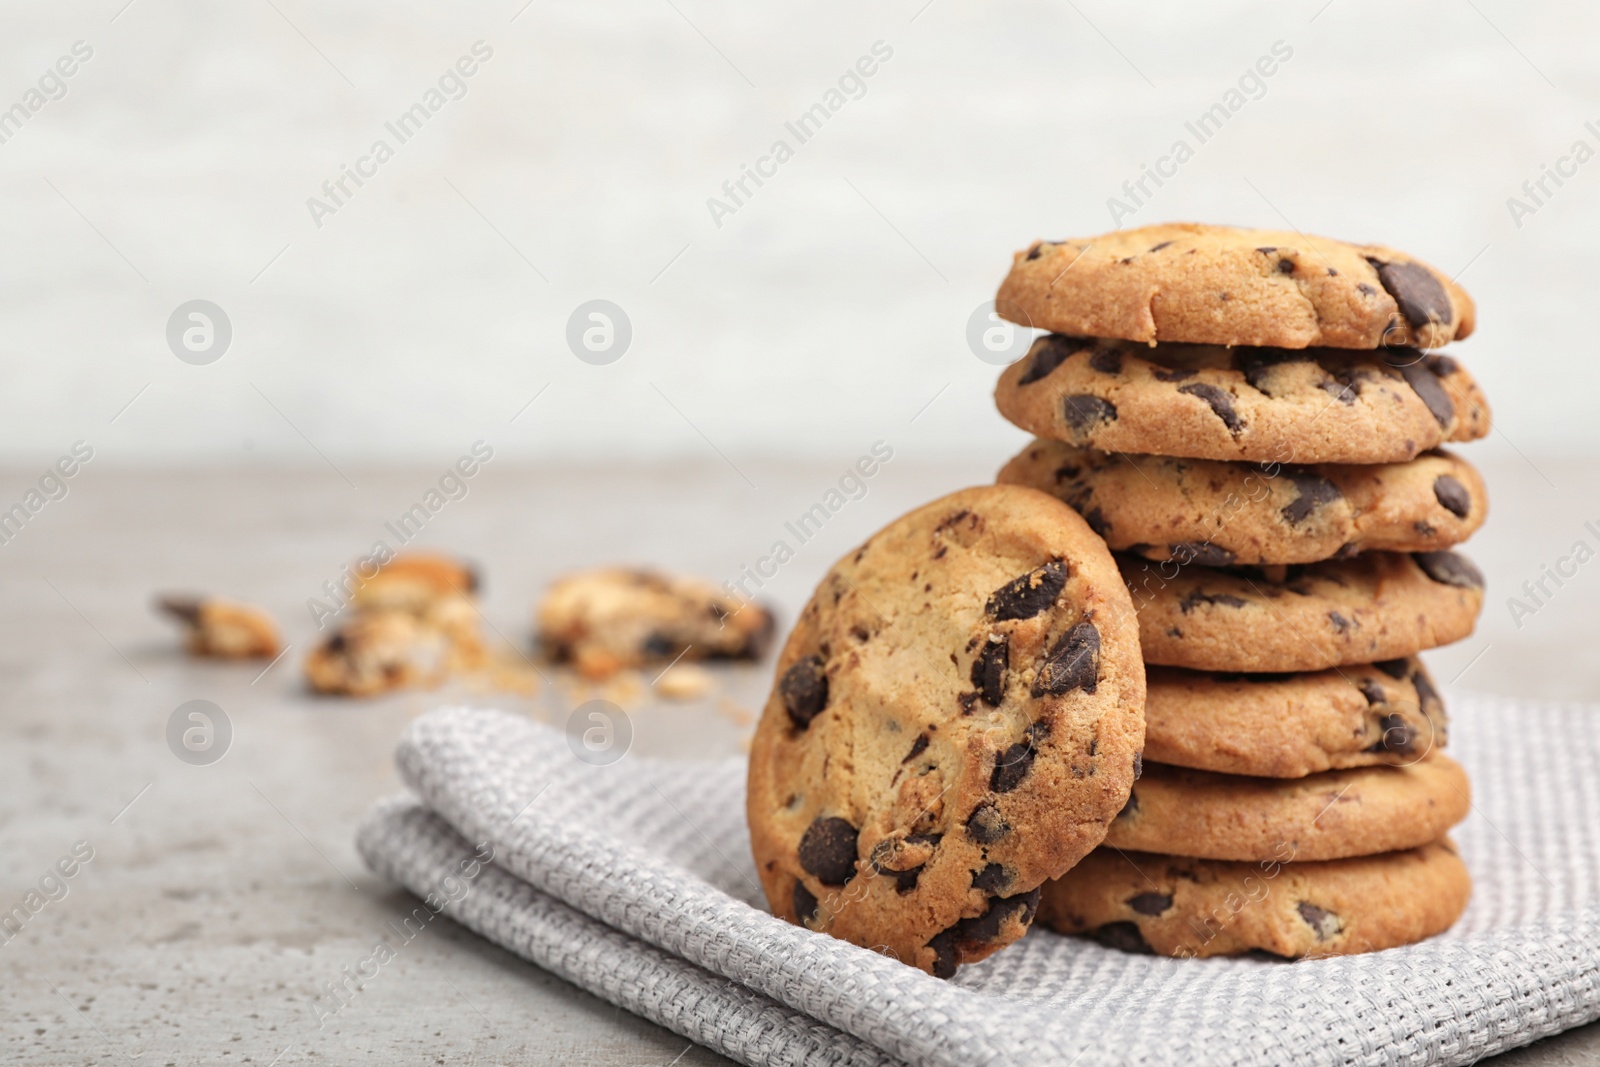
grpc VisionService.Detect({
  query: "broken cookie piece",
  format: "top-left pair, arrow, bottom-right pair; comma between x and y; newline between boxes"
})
352,552 -> 480,614
537,567 -> 774,679
157,595 -> 281,659
304,611 -> 450,697
352,553 -> 487,671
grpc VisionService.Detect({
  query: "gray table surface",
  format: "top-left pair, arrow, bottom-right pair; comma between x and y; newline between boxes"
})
3,457 -> 1597,1066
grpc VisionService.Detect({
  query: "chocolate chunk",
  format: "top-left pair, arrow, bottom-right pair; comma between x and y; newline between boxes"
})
641,633 -> 677,656
1151,367 -> 1196,382
1375,712 -> 1416,755
970,635 -> 1008,706
965,801 -> 1009,844
990,740 -> 1037,793
1433,475 -> 1471,518
962,888 -> 1041,943
1127,892 -> 1173,916
1149,241 -> 1174,252
1280,472 -> 1343,526
1387,350 -> 1455,428
1411,665 -> 1443,716
781,656 -> 830,730
1025,245 -> 1043,261
1031,620 -> 1101,696
1318,378 -> 1359,405
1178,590 -> 1248,613
1414,550 -> 1483,589
902,733 -> 929,763
798,817 -> 858,886
1369,259 -> 1453,331
1297,901 -> 1342,941
1374,658 -> 1411,679
1169,542 -> 1235,567
972,863 -> 1010,893
1117,789 -> 1139,818
1425,354 -> 1459,377
1062,395 -> 1118,436
926,889 -> 1042,976
1018,337 -> 1079,385
1358,678 -> 1386,705
792,881 -> 819,925
1328,611 -> 1350,633
1082,507 -> 1111,537
1238,348 -> 1310,395
1089,348 -> 1123,374
926,928 -> 960,978
1089,921 -> 1154,954
987,561 -> 1067,621
1177,383 -> 1243,434
1277,258 -> 1296,275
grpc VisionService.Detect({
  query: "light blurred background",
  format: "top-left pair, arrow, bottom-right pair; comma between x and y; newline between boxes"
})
1,0 -> 1595,466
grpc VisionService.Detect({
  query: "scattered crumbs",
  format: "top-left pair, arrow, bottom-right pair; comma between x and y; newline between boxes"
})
654,663 -> 715,701
716,696 -> 755,727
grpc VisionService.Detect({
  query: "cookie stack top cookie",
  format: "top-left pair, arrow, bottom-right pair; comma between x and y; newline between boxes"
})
995,222 -> 1474,351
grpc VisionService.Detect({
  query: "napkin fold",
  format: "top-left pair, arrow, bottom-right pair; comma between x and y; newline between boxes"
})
356,697 -> 1600,1067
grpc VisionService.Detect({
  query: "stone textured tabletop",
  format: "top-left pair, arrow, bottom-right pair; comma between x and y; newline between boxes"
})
2,458 -> 1596,1066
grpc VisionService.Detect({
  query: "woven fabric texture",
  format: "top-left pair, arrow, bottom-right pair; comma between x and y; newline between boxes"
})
355,697 -> 1600,1067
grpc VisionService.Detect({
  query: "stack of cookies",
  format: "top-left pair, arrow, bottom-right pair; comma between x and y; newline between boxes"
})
992,222 -> 1488,957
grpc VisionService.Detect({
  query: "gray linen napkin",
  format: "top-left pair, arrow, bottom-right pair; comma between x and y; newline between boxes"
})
356,696 -> 1600,1067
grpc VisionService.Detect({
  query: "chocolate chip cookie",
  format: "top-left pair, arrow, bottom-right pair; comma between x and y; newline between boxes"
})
1144,657 -> 1446,778
998,441 -> 1488,566
1123,550 -> 1484,672
746,485 -> 1146,977
1038,838 -> 1470,958
1104,754 -> 1469,861
352,552 -> 479,613
157,595 -> 281,659
995,336 -> 1490,465
995,223 -> 1475,350
537,567 -> 774,680
305,610 -> 452,696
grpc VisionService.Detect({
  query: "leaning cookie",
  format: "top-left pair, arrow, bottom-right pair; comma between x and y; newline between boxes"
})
995,336 -> 1489,466
1122,550 -> 1484,672
1104,755 -> 1469,862
537,567 -> 774,680
747,485 -> 1146,977
1144,658 -> 1446,778
1038,839 -> 1470,958
995,222 -> 1475,350
157,595 -> 281,659
998,441 -> 1488,566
